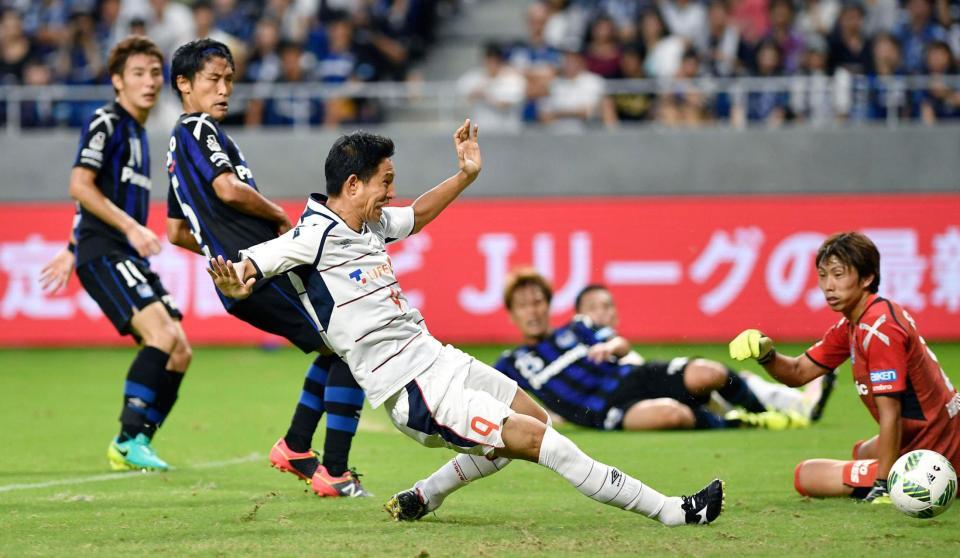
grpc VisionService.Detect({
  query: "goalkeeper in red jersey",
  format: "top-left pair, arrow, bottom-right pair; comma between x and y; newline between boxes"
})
730,231 -> 960,503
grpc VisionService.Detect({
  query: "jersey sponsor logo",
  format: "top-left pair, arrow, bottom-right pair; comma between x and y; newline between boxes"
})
349,262 -> 394,287
136,283 -> 155,299
210,152 -> 231,168
236,164 -> 253,181
855,380 -> 869,396
80,148 -> 103,162
206,134 -> 221,152
869,369 -> 898,383
89,131 -> 106,151
873,383 -> 895,392
349,269 -> 367,285
120,167 -> 152,189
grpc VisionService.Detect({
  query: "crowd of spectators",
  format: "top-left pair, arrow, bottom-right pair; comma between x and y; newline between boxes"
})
460,0 -> 960,129
3,0 -> 960,129
0,0 -> 444,128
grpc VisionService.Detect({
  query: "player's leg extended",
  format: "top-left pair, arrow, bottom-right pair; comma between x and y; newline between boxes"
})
312,357 -> 370,497
683,358 -> 766,413
271,354 -> 332,480
496,411 -> 723,526
109,301 -> 182,471
794,458 -> 877,498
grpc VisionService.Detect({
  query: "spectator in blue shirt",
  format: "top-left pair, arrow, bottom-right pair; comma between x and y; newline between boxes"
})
895,0 -> 947,74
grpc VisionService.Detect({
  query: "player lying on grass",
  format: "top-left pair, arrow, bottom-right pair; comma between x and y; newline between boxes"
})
207,121 -> 724,525
574,283 -> 835,423
43,37 -> 192,472
730,231 -> 960,503
495,270 -> 829,432
161,39 -> 368,497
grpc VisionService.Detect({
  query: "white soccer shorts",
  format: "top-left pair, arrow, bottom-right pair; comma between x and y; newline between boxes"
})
384,344 -> 519,456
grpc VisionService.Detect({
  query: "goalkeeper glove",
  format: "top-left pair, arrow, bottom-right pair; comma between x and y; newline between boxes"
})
861,479 -> 891,504
729,329 -> 776,364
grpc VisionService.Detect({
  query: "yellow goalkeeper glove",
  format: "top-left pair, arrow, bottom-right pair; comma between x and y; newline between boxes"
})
729,329 -> 775,364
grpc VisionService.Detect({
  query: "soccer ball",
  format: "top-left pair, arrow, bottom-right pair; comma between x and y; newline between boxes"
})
888,450 -> 957,518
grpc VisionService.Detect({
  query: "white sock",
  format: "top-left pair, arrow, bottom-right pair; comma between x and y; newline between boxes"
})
742,373 -> 809,415
415,453 -> 511,512
537,427 -> 683,524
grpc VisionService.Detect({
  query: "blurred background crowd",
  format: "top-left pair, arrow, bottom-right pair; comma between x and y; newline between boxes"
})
2,0 -> 960,130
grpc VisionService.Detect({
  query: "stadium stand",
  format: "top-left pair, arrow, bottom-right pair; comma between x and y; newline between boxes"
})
2,0 -> 960,129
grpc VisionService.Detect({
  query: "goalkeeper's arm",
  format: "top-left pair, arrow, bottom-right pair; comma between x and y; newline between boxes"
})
728,329 -> 828,387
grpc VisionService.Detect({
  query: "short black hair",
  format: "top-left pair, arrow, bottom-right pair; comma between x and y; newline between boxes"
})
574,284 -> 608,313
325,131 -> 395,197
815,232 -> 881,293
170,38 -> 235,99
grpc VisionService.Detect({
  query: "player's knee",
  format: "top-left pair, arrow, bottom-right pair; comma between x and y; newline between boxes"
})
667,403 -> 696,428
170,340 -> 192,372
503,414 -> 546,458
140,321 -> 179,353
686,360 -> 727,392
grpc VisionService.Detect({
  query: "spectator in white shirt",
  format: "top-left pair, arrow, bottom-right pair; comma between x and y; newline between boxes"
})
539,48 -> 606,132
458,42 -> 527,134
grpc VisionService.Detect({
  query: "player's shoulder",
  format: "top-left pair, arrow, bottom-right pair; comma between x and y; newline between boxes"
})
175,112 -> 224,140
862,296 -> 909,333
81,103 -> 123,137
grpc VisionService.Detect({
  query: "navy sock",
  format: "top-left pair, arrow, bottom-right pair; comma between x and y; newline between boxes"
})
321,357 -> 364,477
153,370 -> 185,431
692,406 -> 728,429
284,355 -> 332,454
717,368 -> 766,413
118,346 -> 170,441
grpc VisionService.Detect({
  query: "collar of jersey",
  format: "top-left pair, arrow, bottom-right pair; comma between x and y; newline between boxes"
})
305,193 -> 367,234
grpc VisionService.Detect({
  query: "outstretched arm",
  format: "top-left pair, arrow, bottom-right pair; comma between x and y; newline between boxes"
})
411,119 -> 481,234
729,329 -> 828,387
212,173 -> 292,235
207,255 -> 257,299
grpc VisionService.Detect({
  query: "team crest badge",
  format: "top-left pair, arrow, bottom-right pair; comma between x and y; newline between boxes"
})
136,283 -> 155,299
206,134 -> 221,152
89,131 -> 106,151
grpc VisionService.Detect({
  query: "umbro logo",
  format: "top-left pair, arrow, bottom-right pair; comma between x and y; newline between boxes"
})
610,468 -> 622,486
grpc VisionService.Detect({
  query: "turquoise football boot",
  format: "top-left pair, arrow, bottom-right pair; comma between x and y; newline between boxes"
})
107,433 -> 169,471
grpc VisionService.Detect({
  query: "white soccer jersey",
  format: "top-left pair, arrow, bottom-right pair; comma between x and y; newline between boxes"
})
239,194 -> 442,408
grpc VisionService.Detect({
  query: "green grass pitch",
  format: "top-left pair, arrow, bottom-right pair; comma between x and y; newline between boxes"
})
2,343 -> 959,557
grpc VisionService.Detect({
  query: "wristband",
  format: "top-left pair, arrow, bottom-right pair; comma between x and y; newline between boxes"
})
757,349 -> 776,365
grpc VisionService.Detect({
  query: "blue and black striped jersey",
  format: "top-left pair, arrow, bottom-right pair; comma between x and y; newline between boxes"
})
72,102 -> 151,265
494,316 -> 632,428
166,112 -> 278,306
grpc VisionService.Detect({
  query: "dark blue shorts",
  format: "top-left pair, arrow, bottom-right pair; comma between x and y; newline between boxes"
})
227,275 -> 326,353
76,254 -> 182,337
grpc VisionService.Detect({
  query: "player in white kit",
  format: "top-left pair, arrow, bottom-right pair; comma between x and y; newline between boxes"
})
207,120 -> 724,526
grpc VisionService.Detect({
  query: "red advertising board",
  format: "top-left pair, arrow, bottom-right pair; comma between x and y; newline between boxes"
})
0,194 -> 957,346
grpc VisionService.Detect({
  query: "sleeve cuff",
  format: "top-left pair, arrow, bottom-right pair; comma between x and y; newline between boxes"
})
803,352 -> 834,372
